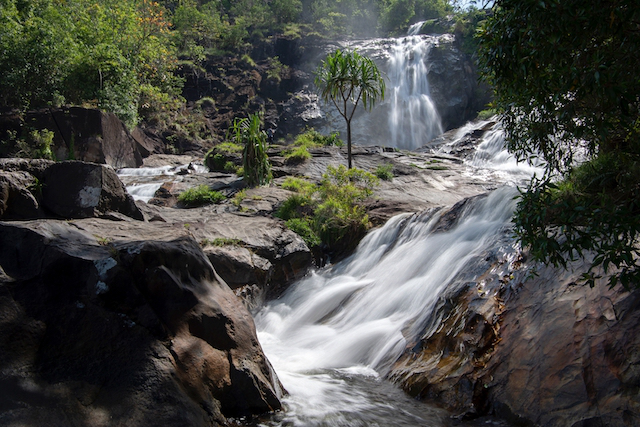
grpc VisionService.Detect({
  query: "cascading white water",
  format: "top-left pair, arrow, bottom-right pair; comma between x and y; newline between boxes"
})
254,121 -> 533,426
117,163 -> 207,202
319,31 -> 443,151
386,35 -> 443,150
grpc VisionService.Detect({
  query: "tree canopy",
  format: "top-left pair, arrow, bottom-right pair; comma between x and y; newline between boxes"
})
0,0 -> 180,127
478,0 -> 640,289
314,49 -> 385,169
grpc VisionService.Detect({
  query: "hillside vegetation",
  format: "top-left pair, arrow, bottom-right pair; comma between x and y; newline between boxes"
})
0,0 -> 463,129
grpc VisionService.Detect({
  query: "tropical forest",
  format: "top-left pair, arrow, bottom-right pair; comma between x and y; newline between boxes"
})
0,0 -> 638,426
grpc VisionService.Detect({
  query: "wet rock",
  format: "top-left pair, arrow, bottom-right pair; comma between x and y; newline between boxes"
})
0,221 -> 283,426
388,205 -> 640,426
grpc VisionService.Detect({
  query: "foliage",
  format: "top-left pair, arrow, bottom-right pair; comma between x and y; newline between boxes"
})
283,129 -> 344,162
266,57 -> 289,82
284,145 -> 313,162
12,129 -> 56,160
0,0 -> 181,127
205,142 -> 242,173
177,184 -> 226,207
276,165 -> 379,251
281,176 -> 316,193
478,0 -> 640,289
375,163 -> 394,180
315,49 -> 385,169
295,128 -> 343,147
232,189 -> 247,207
286,217 -> 322,247
227,113 -> 272,186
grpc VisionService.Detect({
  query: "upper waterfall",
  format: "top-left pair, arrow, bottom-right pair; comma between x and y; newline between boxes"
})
314,33 -> 470,151
386,34 -> 443,150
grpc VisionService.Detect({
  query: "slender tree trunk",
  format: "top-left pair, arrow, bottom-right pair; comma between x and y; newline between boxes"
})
346,119 -> 352,169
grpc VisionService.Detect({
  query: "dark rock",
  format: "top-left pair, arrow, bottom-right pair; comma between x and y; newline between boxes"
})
0,107 -> 143,168
0,220 -> 283,426
41,161 -> 143,220
0,170 -> 44,219
427,35 -> 492,131
0,159 -> 143,221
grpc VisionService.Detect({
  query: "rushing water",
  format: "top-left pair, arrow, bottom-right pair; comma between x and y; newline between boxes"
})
117,163 -> 207,202
318,31 -> 443,151
253,126 -> 529,426
386,35 -> 443,150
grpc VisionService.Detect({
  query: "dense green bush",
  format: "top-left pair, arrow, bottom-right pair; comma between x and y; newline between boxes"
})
375,163 -> 394,181
479,0 -> 640,289
178,185 -> 226,207
276,165 -> 379,252
0,0 -> 182,127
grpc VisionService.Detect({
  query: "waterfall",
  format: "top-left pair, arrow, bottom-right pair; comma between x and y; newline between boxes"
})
255,187 -> 518,426
319,32 -> 443,151
386,35 -> 443,150
254,119 -> 534,425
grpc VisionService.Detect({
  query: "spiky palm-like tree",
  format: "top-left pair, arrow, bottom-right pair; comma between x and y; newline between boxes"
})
314,49 -> 385,169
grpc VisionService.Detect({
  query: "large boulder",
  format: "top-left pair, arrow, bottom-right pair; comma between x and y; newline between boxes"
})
388,199 -> 640,426
0,220 -> 283,426
0,107 -> 143,168
0,159 -> 143,220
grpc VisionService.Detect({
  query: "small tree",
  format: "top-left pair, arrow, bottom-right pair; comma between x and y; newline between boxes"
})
314,49 -> 385,169
227,113 -> 272,187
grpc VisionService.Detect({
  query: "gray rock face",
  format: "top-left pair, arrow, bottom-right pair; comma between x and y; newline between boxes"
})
0,220 -> 283,426
0,107 -> 143,168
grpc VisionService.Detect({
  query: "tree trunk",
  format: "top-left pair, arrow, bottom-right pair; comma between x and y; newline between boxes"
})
346,119 -> 352,169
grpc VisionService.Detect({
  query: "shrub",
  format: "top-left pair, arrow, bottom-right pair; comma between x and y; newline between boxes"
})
178,185 -> 226,207
281,176 -> 315,193
226,113 -> 272,186
284,145 -> 312,162
375,163 -> 394,181
286,218 -> 321,247
283,129 -> 343,163
14,129 -> 56,160
205,142 -> 243,172
276,165 -> 379,253
232,189 -> 247,207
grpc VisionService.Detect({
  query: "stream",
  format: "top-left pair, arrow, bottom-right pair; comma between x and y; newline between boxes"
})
250,118 -> 537,426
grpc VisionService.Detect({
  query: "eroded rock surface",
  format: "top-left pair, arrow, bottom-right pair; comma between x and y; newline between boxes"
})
0,159 -> 142,220
388,200 -> 640,427
0,220 -> 283,426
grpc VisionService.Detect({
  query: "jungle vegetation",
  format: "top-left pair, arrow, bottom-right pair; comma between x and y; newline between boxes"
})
479,0 -> 640,289
0,0 -> 463,127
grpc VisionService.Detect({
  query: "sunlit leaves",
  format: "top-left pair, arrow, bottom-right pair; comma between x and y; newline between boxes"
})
479,0 -> 640,289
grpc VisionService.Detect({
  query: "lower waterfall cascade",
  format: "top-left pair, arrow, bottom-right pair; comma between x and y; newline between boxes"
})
253,123 -> 528,426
